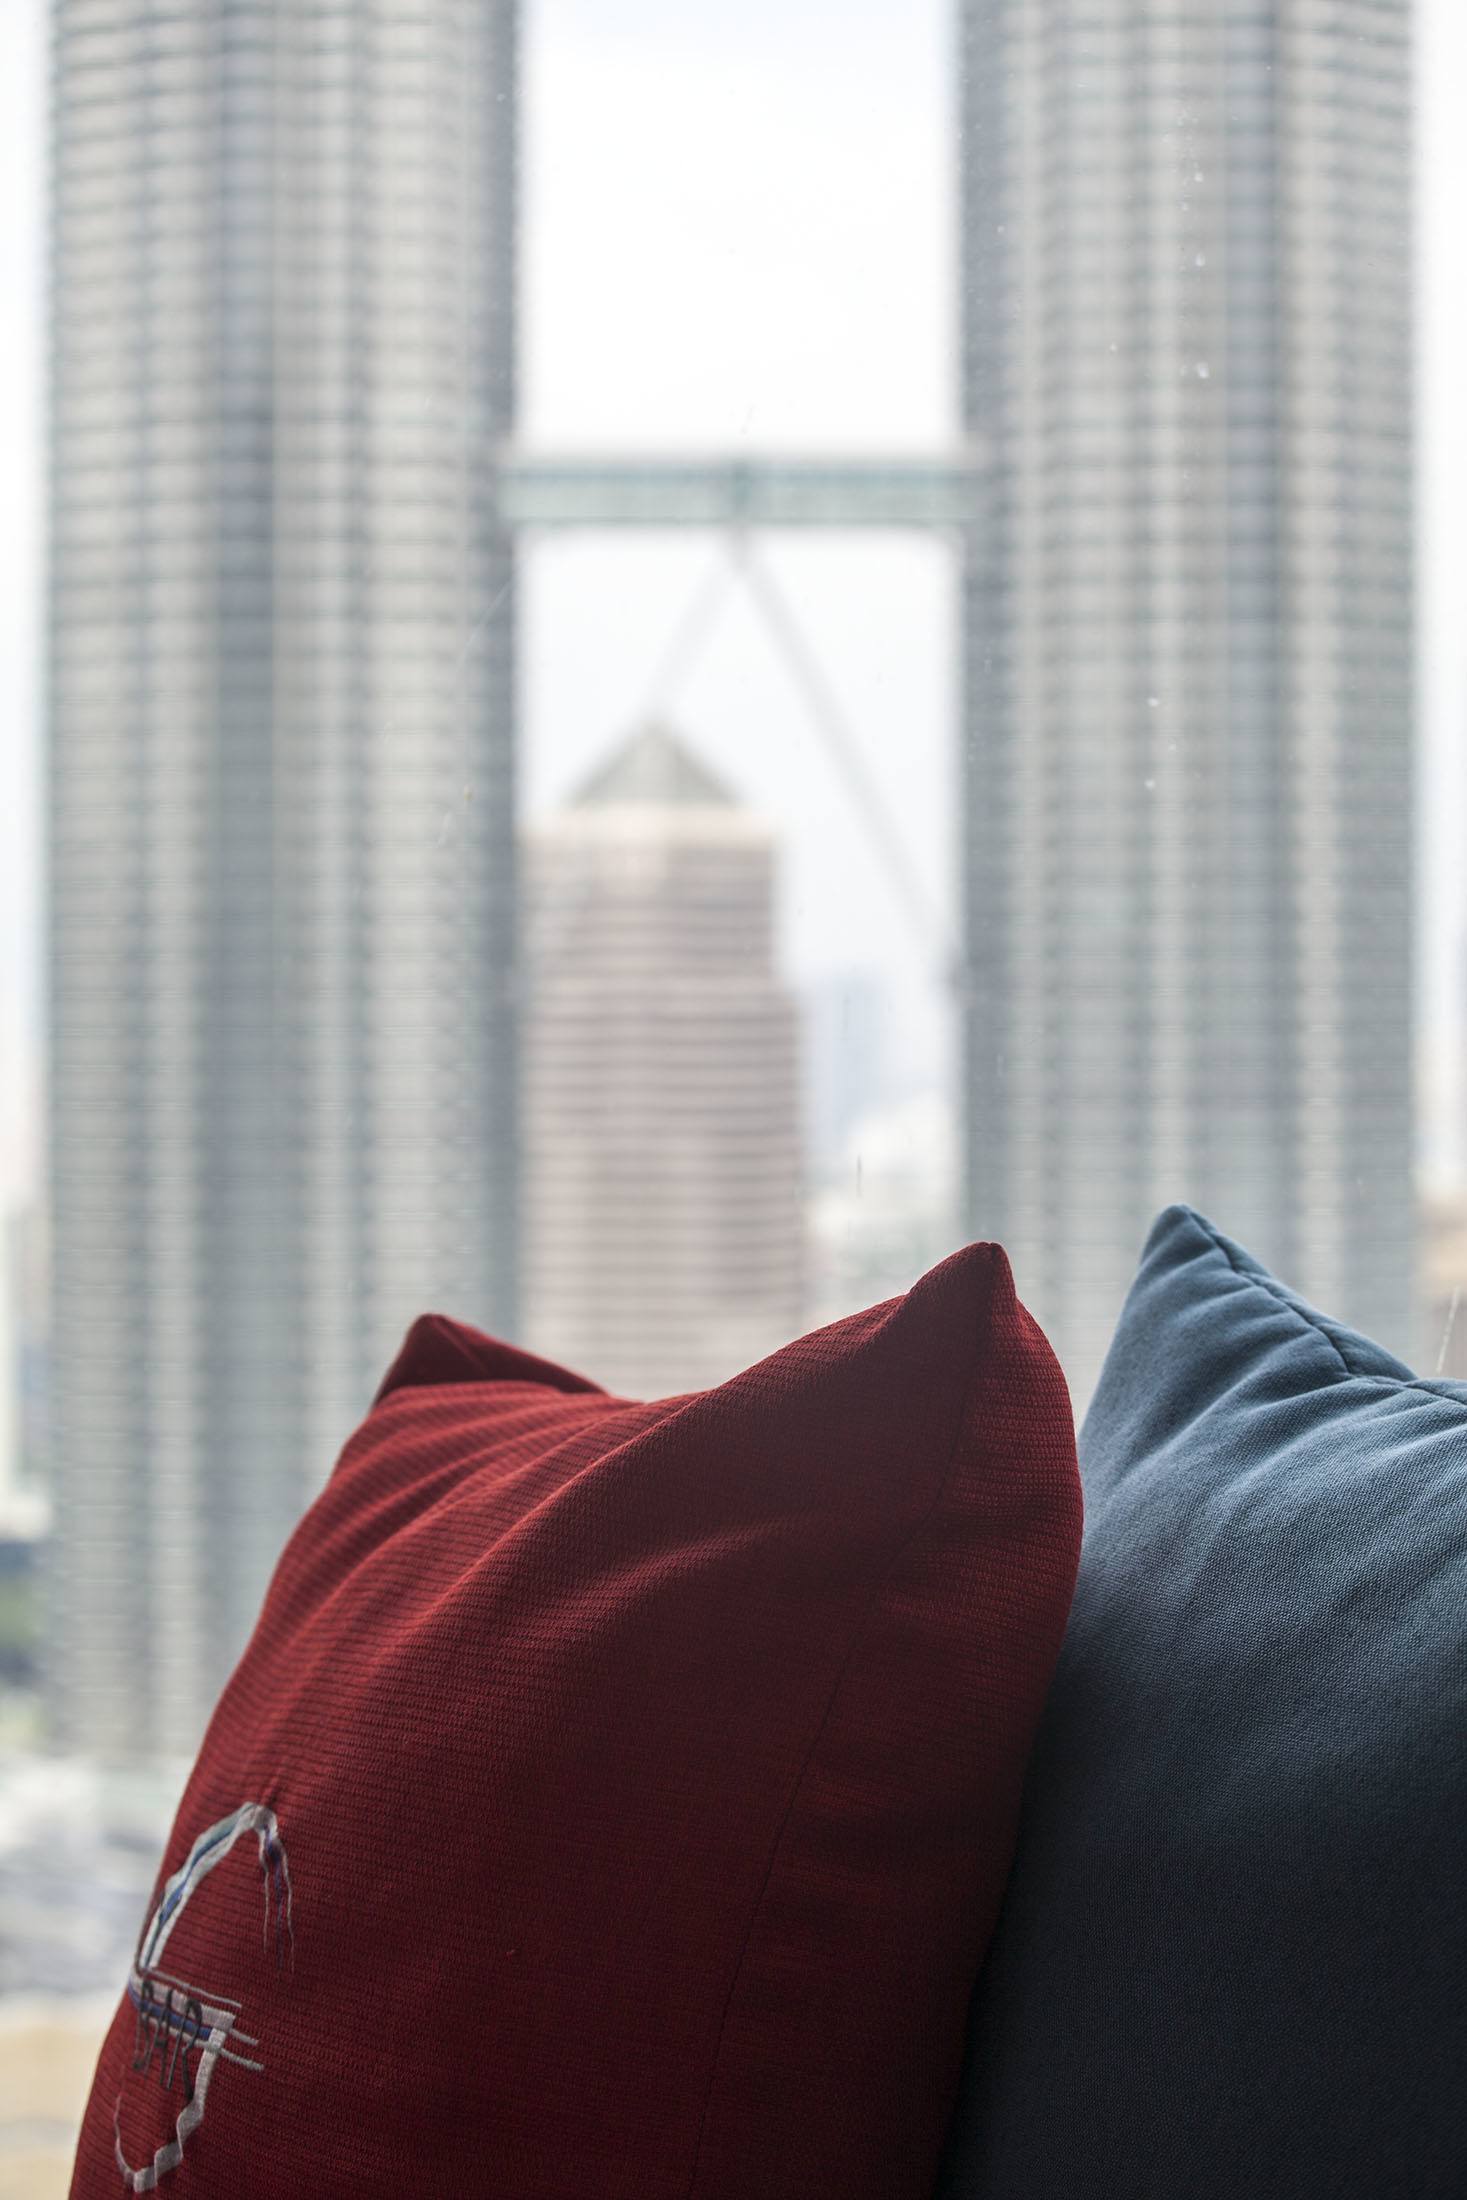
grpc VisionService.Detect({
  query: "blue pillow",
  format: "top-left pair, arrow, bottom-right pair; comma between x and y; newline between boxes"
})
937,1204 -> 1467,2199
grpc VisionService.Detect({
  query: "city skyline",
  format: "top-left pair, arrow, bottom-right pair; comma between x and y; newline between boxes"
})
6,0 -> 1467,1218
2,0 -> 1463,1758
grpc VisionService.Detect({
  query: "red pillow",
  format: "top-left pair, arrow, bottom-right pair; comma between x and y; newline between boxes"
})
73,1245 -> 1080,2199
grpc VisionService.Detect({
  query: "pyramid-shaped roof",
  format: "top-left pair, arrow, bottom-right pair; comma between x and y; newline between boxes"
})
570,721 -> 737,811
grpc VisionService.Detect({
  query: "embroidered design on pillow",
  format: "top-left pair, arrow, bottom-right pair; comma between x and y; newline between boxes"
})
114,1803 -> 293,2192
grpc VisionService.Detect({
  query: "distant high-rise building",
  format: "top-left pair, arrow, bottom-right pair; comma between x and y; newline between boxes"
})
0,1206 -> 19,1535
523,725 -> 805,1398
1420,1191 -> 1467,1381
960,1 -> 1416,1396
802,970 -> 888,1183
806,1088 -> 958,1329
1,1199 -> 50,1538
46,0 -> 518,1754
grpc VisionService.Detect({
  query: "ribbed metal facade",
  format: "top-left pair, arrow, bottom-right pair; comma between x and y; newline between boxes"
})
46,0 -> 519,1755
959,0 -> 1416,1400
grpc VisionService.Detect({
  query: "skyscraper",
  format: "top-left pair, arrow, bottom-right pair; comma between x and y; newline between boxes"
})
802,970 -> 888,1183
523,725 -> 805,1399
46,0 -> 518,1754
959,1 -> 1415,1397
1,1198 -> 50,1540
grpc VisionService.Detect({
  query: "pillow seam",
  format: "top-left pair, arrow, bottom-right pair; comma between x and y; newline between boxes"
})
1191,1210 -> 1467,1414
1192,1211 -> 1366,1383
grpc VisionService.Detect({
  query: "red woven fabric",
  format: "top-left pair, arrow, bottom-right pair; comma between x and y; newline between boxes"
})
73,1245 -> 1080,2198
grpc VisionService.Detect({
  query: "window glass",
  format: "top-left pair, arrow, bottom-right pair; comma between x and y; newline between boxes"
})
1,1 -> 1463,2178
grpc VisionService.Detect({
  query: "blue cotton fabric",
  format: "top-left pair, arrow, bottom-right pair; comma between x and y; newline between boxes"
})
937,1204 -> 1467,2200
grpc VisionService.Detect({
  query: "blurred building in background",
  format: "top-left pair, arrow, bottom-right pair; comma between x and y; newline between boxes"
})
0,1751 -> 185,2195
40,0 -> 1424,1755
1421,1192 -> 1467,1380
0,1201 -> 48,1544
45,0 -> 519,1756
524,725 -> 805,1397
959,1 -> 1416,1398
801,970 -> 888,1183
0,1201 -> 48,1727
806,1088 -> 957,1329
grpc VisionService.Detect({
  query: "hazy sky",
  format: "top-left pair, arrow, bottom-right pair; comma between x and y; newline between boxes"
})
3,0 -> 1464,1207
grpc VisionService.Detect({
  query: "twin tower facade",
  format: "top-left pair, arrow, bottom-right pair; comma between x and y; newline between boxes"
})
48,0 -> 1413,1754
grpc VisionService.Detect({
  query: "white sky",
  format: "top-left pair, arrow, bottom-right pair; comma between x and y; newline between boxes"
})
2,0 -> 1464,1207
